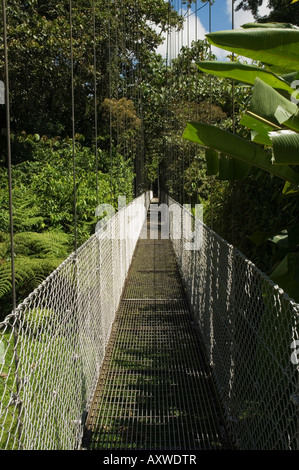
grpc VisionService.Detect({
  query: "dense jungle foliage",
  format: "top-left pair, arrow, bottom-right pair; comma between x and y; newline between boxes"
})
1,0 -> 299,317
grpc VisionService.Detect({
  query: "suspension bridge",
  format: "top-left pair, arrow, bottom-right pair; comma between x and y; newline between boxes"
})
0,0 -> 299,452
1,191 -> 298,450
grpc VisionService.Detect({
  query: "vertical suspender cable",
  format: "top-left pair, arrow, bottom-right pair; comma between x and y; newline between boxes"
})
2,0 -> 15,313
114,0 -> 120,196
121,2 -> 128,175
195,0 -> 200,207
2,0 -> 22,445
168,1 -> 171,199
69,0 -> 78,253
180,1 -> 184,204
164,2 -> 170,201
108,0 -> 113,204
93,0 -> 99,218
209,0 -> 212,123
181,3 -> 185,205
132,0 -> 137,196
231,0 -> 236,139
137,6 -> 144,196
208,0 -> 214,230
195,0 -> 197,50
174,0 -> 178,200
165,1 -> 170,199
187,2 -> 191,205
231,0 -> 236,246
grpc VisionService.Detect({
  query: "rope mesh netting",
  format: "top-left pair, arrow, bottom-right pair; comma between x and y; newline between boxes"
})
1,0 -> 299,452
1,193 -> 299,449
83,204 -> 231,450
0,192 -> 152,450
162,193 -> 299,450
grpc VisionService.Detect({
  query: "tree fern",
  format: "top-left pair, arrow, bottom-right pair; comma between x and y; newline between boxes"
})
9,191 -> 45,233
13,231 -> 70,259
0,228 -> 71,319
0,257 -> 65,319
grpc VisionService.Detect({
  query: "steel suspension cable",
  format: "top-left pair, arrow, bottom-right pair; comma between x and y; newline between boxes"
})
121,2 -> 129,176
114,0 -> 120,196
195,0 -> 200,206
2,0 -> 15,313
69,0 -> 78,253
183,0 -> 208,19
2,0 -> 22,445
187,1 -> 191,205
166,1 -> 171,199
92,0 -> 99,219
133,0 -> 140,197
231,0 -> 236,246
108,0 -> 113,204
174,0 -> 179,200
208,0 -> 215,230
180,1 -> 184,204
232,0 -> 235,135
137,14 -> 144,195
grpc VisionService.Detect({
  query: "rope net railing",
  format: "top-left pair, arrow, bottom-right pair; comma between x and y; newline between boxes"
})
0,191 -> 152,450
161,193 -> 299,450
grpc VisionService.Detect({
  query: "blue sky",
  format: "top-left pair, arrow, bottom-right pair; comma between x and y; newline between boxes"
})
155,0 -> 270,60
192,0 -> 270,32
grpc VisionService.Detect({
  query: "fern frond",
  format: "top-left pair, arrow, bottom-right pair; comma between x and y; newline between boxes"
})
0,257 -> 65,300
13,231 -> 70,259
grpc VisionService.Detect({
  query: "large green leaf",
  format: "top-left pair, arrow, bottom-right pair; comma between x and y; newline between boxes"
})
269,129 -> 299,164
218,153 -> 251,180
249,77 -> 299,132
267,230 -> 289,248
206,28 -> 299,71
205,148 -> 219,176
205,148 -> 251,180
197,61 -> 295,94
241,22 -> 298,29
183,121 -> 299,185
282,180 -> 299,196
250,131 -> 273,146
250,225 -> 299,249
248,229 -> 281,246
280,71 -> 299,85
239,111 -> 278,146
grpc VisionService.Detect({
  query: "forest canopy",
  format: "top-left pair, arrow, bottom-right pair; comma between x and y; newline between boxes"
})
1,0 -> 299,315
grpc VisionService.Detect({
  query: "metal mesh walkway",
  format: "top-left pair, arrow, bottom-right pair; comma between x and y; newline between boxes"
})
83,203 -> 232,450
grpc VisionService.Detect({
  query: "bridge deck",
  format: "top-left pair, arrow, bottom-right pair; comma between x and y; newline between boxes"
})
83,203 -> 232,450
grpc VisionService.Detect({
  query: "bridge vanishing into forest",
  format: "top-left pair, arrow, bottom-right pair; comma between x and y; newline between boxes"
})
1,0 -> 299,452
1,191 -> 299,450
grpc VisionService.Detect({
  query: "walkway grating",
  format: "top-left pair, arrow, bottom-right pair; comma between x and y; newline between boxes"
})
83,204 -> 232,450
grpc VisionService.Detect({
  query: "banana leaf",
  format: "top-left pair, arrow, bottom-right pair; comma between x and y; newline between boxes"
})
218,153 -> 251,180
240,110 -> 278,145
197,61 -> 295,95
183,121 -> 299,186
269,129 -> 299,164
205,148 -> 219,176
280,71 -> 299,84
282,180 -> 299,196
206,28 -> 299,71
241,22 -> 298,29
248,229 -> 283,246
251,131 -> 272,146
267,230 -> 289,248
249,77 -> 299,131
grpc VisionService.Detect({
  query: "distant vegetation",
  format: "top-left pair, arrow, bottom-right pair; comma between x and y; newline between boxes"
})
1,0 -> 299,317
